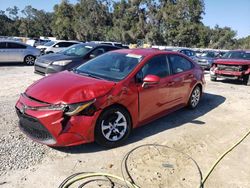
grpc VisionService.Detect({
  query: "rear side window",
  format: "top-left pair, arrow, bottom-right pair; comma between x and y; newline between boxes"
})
0,42 -> 7,49
169,55 -> 193,74
141,55 -> 170,78
7,42 -> 27,49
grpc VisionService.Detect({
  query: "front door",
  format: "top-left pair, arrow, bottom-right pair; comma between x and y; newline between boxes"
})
137,55 -> 173,122
6,42 -> 26,62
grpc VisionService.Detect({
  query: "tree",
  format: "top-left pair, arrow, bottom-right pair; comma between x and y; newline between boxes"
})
73,0 -> 111,41
5,6 -> 20,36
237,36 -> 250,49
52,0 -> 75,40
108,0 -> 148,43
18,6 -> 53,37
208,25 -> 237,49
0,11 -> 13,36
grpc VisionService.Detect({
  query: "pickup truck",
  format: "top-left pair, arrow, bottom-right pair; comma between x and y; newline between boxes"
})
210,50 -> 250,86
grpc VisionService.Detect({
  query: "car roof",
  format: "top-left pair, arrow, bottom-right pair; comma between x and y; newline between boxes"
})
81,42 -> 121,48
0,40 -> 28,45
113,48 -> 182,57
54,40 -> 81,43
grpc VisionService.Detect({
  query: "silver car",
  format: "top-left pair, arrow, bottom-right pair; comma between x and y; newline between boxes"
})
0,40 -> 40,65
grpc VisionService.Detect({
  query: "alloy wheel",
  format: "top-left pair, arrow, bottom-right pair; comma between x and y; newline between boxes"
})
25,56 -> 35,65
101,111 -> 127,142
191,87 -> 201,108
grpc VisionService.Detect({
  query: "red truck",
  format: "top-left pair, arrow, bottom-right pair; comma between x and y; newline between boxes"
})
210,50 -> 250,86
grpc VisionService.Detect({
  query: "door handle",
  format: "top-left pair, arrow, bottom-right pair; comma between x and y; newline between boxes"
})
187,74 -> 194,78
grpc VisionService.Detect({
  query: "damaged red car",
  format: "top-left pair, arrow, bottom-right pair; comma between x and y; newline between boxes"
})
15,49 -> 205,147
210,50 -> 250,85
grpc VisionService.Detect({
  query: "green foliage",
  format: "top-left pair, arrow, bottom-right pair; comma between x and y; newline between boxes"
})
52,0 -> 75,40
0,0 -> 249,49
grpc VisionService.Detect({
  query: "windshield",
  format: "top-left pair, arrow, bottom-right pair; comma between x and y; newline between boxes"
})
44,41 -> 55,46
222,51 -> 250,60
60,44 -> 93,56
201,52 -> 216,58
75,52 -> 143,81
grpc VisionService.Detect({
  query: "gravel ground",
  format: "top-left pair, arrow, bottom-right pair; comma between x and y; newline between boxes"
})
0,64 -> 49,176
0,64 -> 250,188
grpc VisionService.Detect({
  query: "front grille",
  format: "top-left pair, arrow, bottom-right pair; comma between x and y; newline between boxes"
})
217,64 -> 241,71
16,108 -> 56,145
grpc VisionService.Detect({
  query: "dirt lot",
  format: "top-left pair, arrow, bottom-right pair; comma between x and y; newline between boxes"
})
0,63 -> 250,188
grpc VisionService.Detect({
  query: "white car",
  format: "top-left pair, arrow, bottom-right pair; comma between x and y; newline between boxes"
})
0,40 -> 40,65
36,40 -> 81,54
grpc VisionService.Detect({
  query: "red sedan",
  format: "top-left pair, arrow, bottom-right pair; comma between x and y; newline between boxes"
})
15,49 -> 205,147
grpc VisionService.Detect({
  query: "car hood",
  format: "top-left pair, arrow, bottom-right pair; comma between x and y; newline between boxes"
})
215,59 -> 250,65
37,53 -> 83,63
25,71 -> 116,104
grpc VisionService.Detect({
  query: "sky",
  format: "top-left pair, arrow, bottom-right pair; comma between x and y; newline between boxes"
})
202,0 -> 250,38
0,0 -> 249,38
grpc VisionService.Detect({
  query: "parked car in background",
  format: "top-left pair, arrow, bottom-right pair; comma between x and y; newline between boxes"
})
210,50 -> 250,85
168,48 -> 197,60
36,40 -> 81,54
195,51 -> 218,70
26,39 -> 51,47
34,43 -> 121,75
91,41 -> 129,49
16,49 -> 205,147
0,40 -> 40,65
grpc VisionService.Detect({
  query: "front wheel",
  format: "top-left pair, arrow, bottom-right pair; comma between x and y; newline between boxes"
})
210,76 -> 217,81
95,106 -> 132,148
243,75 -> 250,86
24,55 -> 35,65
188,86 -> 201,109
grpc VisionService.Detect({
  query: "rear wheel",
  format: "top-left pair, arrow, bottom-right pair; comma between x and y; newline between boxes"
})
24,55 -> 35,65
95,106 -> 132,148
188,86 -> 201,109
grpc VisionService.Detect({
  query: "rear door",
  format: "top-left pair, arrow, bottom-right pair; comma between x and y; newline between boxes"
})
137,55 -> 173,122
168,54 -> 195,103
0,42 -> 7,62
6,42 -> 27,62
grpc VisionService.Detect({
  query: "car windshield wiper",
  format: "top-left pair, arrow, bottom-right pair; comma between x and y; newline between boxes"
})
76,71 -> 104,80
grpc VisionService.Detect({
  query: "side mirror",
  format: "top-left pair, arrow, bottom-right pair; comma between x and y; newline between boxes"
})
55,45 -> 59,48
142,75 -> 160,88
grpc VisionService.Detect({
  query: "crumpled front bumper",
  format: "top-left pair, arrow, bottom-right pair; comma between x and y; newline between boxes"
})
15,94 -> 100,147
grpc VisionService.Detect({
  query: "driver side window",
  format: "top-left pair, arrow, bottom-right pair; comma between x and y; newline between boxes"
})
90,48 -> 106,58
141,55 -> 170,78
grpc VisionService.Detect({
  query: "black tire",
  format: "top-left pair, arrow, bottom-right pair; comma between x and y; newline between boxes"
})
210,76 -> 217,81
243,75 -> 250,86
95,106 -> 132,148
24,55 -> 35,65
188,86 -> 201,109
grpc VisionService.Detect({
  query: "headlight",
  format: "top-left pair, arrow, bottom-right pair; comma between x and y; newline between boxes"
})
64,99 -> 96,116
52,60 -> 72,66
23,103 -> 66,111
